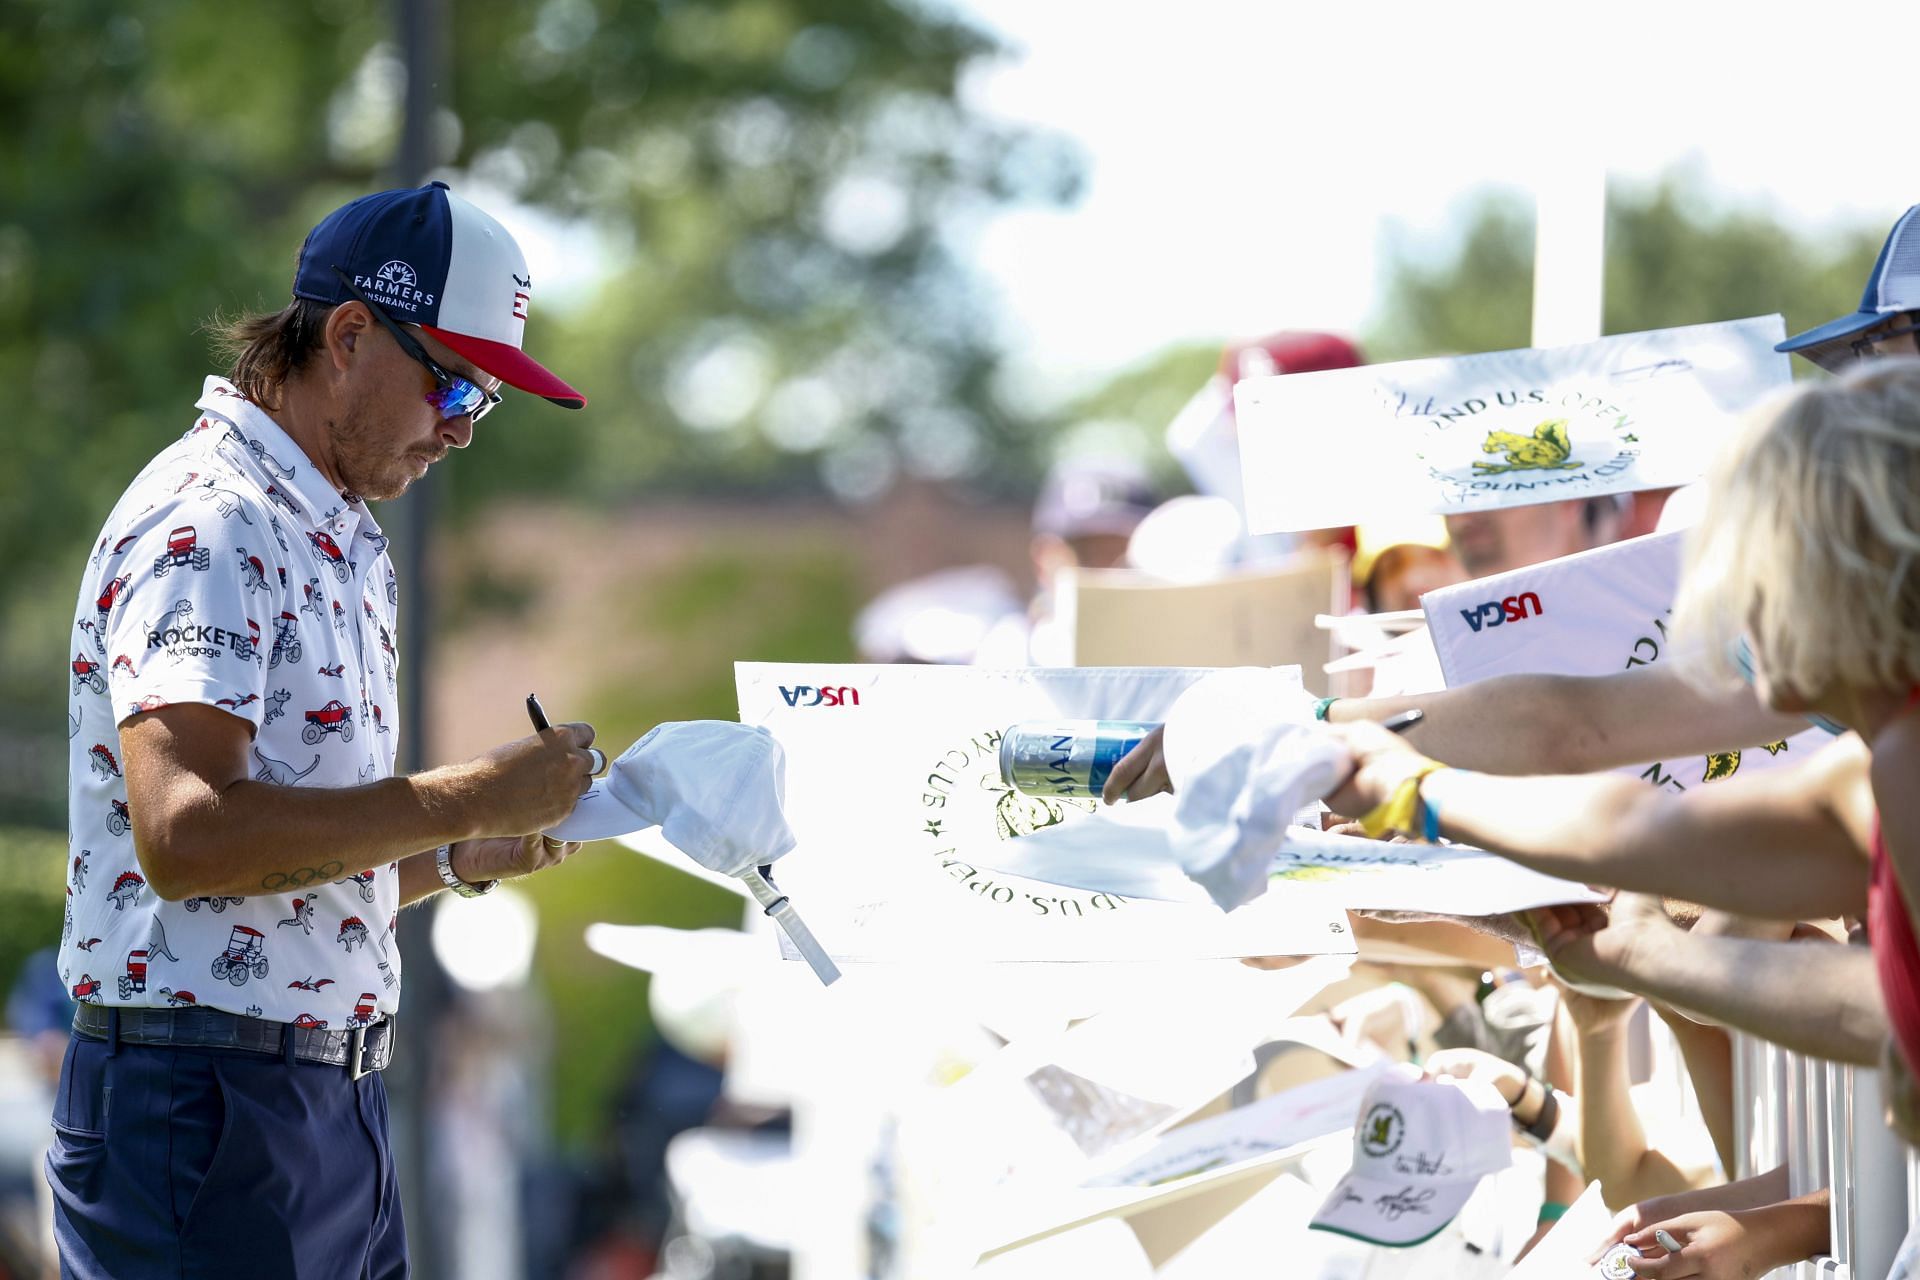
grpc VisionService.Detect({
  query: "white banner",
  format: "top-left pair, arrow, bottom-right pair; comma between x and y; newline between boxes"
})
1421,531 -> 1828,793
973,816 -> 1604,914
1234,317 -> 1790,533
736,663 -> 1357,963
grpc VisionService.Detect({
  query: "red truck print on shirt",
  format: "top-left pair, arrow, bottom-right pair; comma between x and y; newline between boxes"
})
307,531 -> 351,583
211,925 -> 268,986
94,574 -> 132,628
118,948 -> 149,998
153,526 -> 211,577
71,654 -> 106,695
302,700 -> 355,744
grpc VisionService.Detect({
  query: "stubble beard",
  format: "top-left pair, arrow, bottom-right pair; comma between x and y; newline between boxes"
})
329,397 -> 424,504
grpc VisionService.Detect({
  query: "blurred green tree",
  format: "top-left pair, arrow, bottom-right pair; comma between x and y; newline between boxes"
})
1367,176 -> 1884,361
0,0 -> 1078,819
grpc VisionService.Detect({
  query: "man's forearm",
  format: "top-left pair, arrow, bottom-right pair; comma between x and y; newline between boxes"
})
1330,677 -> 1619,774
136,763 -> 498,900
1417,768 -> 1863,921
1330,671 -> 1801,775
1652,1005 -> 1736,1174
1734,1191 -> 1830,1272
1610,935 -> 1884,1066
1576,1020 -> 1702,1209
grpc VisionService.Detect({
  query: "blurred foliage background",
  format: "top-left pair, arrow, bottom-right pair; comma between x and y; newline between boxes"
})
0,0 -> 1887,1173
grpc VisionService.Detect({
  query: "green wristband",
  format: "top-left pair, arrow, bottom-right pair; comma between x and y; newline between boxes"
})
1313,697 -> 1339,722
1536,1201 -> 1570,1223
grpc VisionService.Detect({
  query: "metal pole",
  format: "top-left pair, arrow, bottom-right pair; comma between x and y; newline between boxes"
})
1531,158 -> 1607,349
390,2 -> 455,1277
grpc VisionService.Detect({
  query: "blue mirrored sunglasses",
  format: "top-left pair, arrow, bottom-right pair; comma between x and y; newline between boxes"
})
330,266 -> 503,424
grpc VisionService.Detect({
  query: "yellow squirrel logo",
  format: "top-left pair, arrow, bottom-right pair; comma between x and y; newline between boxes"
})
1360,1103 -> 1404,1156
1473,418 -> 1584,475
1702,741 -> 1789,782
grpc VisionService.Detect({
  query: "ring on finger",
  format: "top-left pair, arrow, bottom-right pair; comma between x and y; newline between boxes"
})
586,746 -> 608,776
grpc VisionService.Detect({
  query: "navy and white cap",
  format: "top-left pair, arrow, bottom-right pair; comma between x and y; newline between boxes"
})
292,181 -> 586,408
1777,203 -> 1920,373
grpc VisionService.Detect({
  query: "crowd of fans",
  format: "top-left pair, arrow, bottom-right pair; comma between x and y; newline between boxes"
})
827,202 -> 1920,1278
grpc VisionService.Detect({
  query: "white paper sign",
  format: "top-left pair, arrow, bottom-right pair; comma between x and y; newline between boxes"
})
1500,1181 -> 1616,1279
976,819 -> 1604,914
736,664 -> 1357,963
1422,531 -> 1829,793
1234,317 -> 1790,533
1085,1060 -> 1391,1188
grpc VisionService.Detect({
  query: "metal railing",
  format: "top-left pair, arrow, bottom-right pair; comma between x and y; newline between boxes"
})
1731,1033 -> 1913,1279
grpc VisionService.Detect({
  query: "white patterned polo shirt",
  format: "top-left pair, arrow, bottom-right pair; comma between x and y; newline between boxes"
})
63,376 -> 404,1027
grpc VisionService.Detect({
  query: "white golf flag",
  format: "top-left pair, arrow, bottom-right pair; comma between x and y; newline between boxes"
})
735,663 -> 1357,963
1421,531 -> 1829,793
1234,316 -> 1790,533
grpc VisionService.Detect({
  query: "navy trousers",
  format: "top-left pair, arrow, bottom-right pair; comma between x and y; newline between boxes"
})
46,1030 -> 407,1278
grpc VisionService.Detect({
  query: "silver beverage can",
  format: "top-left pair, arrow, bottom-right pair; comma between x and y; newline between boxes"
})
998,720 -> 1158,799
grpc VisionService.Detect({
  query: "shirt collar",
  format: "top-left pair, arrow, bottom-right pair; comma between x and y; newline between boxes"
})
194,376 -> 382,543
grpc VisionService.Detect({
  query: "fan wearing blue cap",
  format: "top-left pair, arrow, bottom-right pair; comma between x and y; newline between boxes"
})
1777,204 -> 1920,371
51,183 -> 605,1278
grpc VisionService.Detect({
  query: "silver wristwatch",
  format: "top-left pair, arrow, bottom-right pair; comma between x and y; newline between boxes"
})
434,843 -> 497,898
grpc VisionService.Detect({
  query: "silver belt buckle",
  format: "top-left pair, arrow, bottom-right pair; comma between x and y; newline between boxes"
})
349,1023 -> 369,1081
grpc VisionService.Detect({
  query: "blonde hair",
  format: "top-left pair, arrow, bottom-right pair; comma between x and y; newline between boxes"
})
1675,358 -> 1920,700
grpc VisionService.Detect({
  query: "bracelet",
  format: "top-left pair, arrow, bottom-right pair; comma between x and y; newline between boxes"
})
1420,776 -> 1443,842
1358,761 -> 1448,840
1313,696 -> 1339,722
1523,1082 -> 1560,1142
1536,1201 -> 1570,1223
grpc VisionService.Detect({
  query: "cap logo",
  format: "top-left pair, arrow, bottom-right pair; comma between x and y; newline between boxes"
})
352,260 -> 436,316
512,291 -> 530,321
1360,1103 -> 1404,1157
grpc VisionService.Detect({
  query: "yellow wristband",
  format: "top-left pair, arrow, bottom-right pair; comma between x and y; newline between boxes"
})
1358,761 -> 1448,840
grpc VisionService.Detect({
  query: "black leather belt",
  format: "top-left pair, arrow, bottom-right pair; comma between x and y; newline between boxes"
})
73,1004 -> 395,1080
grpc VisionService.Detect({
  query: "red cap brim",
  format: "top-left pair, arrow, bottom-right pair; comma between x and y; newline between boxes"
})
423,326 -> 587,409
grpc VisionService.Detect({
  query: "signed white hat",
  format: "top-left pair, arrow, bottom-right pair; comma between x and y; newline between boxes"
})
1308,1072 -> 1512,1248
544,722 -> 795,876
